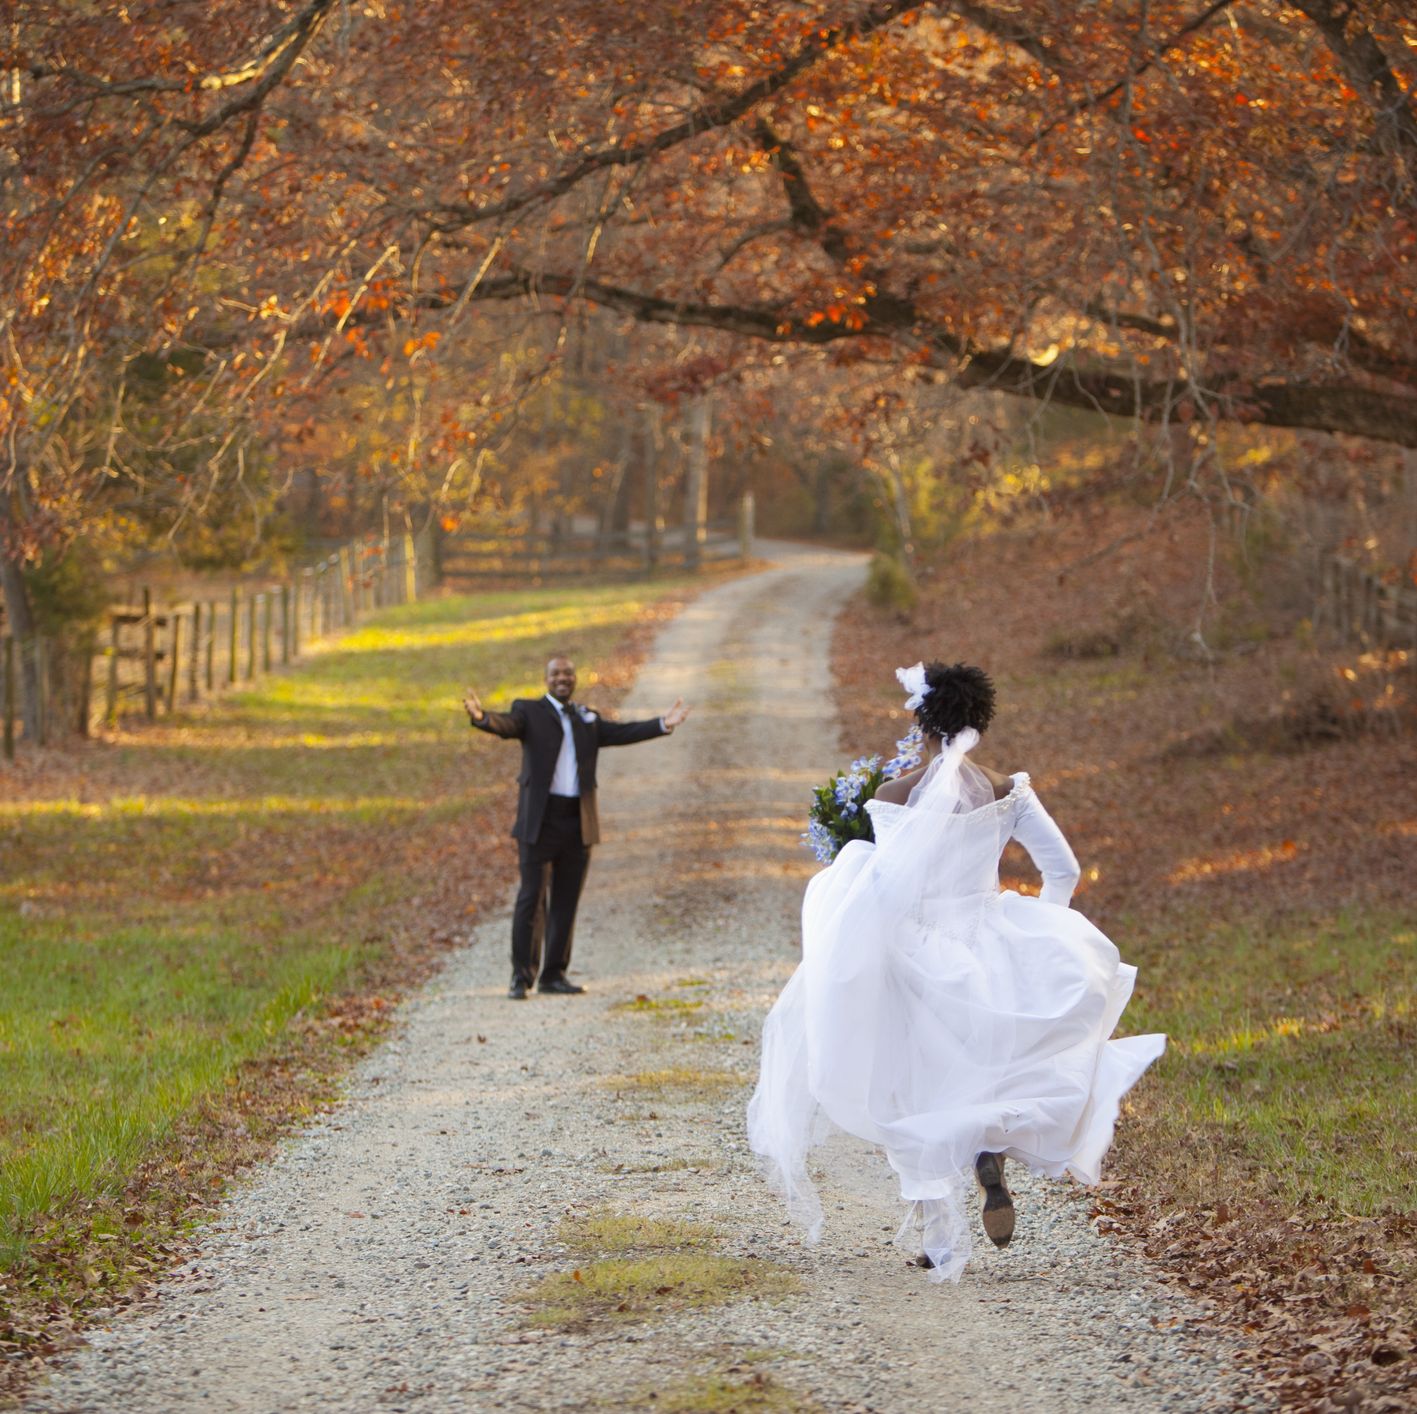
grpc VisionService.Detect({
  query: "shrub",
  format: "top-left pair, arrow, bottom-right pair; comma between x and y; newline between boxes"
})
865,551 -> 916,613
1042,602 -> 1160,659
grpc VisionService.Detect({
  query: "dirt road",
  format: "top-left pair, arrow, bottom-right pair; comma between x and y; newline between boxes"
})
26,543 -> 1257,1413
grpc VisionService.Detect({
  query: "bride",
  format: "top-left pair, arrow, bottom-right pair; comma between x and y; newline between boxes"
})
747,661 -> 1166,1281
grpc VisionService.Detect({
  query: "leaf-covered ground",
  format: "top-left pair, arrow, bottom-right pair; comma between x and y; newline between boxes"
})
830,504 -> 1415,1412
0,575 -> 709,1402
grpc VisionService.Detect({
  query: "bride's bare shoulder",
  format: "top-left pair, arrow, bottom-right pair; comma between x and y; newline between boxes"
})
974,762 -> 1017,802
874,765 -> 925,805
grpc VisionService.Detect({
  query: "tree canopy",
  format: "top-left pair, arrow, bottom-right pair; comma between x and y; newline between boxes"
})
3,0 -> 1415,550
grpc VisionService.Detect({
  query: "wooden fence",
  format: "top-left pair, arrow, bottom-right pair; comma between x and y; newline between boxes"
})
441,496 -> 755,582
1316,554 -> 1417,652
1,526 -> 436,757
1,502 -> 755,759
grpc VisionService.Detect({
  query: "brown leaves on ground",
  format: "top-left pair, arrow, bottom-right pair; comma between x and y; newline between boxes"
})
1094,1193 -> 1415,1411
830,500 -> 1416,1411
834,505 -> 1415,930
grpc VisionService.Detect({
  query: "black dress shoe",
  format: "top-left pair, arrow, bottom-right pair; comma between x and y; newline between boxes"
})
975,1151 -> 1015,1248
508,978 -> 529,999
537,976 -> 585,995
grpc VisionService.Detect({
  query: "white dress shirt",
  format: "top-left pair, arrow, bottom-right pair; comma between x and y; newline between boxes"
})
545,693 -> 580,797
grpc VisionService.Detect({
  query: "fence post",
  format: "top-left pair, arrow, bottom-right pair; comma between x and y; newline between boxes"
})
189,602 -> 202,702
35,637 -> 49,745
339,547 -> 354,625
77,644 -> 93,737
142,587 -> 157,720
246,590 -> 258,680
166,612 -> 182,713
106,615 -> 121,724
229,588 -> 239,686
206,600 -> 216,693
3,635 -> 13,761
738,492 -> 755,559
287,581 -> 298,661
261,592 -> 273,673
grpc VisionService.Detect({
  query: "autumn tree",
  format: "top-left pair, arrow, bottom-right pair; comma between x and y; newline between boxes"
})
265,2 -> 1415,448
5,1 -> 1417,736
209,0 -> 1416,570
0,1 -> 342,734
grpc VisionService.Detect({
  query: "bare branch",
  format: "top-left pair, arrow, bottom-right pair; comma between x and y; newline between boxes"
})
753,119 -> 849,262
1029,0 -> 1240,149
1289,0 -> 1417,194
418,0 -> 929,231
15,0 -> 338,119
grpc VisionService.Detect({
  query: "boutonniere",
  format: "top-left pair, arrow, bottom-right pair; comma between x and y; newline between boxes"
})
575,705 -> 598,724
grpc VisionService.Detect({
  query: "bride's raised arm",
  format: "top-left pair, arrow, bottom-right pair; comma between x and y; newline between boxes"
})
1011,786 -> 1083,907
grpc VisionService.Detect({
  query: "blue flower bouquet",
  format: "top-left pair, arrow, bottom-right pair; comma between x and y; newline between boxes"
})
803,727 -> 924,864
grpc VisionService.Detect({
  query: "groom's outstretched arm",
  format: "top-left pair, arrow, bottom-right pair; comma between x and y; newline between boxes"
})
463,687 -> 525,739
596,698 -> 691,746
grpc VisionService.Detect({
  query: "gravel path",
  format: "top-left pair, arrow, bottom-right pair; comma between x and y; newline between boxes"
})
26,542 -> 1263,1413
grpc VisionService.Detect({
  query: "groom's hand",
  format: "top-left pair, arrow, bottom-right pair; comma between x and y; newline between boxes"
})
463,687 -> 485,723
662,697 -> 691,731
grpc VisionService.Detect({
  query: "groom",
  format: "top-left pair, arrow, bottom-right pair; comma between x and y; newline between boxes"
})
463,655 -> 690,998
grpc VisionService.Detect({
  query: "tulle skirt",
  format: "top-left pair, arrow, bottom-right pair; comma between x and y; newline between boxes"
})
747,839 -> 1166,1280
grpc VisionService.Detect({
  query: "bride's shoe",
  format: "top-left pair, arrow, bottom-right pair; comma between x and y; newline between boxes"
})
975,1152 -> 1015,1248
906,1199 -> 935,1269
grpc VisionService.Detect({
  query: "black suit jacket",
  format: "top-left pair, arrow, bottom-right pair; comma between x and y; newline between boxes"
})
470,696 -> 667,846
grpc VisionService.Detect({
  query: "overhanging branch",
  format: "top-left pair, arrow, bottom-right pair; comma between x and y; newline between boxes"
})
427,265 -> 1417,449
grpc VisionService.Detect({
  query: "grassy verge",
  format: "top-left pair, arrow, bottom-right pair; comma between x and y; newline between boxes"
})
517,1209 -> 798,1332
611,1369 -> 823,1413
1099,904 -> 1415,1407
1118,906 -> 1414,1216
0,576 -> 703,1391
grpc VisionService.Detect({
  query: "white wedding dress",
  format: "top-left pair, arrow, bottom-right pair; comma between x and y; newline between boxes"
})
747,729 -> 1166,1280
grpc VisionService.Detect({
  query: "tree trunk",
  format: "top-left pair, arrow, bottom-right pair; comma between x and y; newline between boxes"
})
684,395 -> 711,570
597,421 -> 634,556
0,504 -> 41,745
813,459 -> 839,535
643,405 -> 663,572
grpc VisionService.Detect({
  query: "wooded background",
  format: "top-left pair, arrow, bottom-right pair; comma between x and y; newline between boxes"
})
2,0 -> 1415,749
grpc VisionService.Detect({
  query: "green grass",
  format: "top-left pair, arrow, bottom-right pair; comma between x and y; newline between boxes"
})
559,1208 -> 720,1255
0,915 -> 371,1266
518,1210 -> 799,1330
1119,906 -> 1415,1214
610,994 -> 706,1017
0,580 -> 693,1296
613,1370 -> 822,1413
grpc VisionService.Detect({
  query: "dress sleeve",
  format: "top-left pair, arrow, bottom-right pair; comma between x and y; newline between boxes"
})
1010,781 -> 1082,908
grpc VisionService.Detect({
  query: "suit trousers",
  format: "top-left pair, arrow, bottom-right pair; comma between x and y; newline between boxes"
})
511,795 -> 591,985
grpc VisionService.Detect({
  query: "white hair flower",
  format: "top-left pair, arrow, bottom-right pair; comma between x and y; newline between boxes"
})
895,662 -> 930,711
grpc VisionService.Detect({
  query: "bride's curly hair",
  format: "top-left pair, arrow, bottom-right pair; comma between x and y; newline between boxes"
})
917,662 -> 996,741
